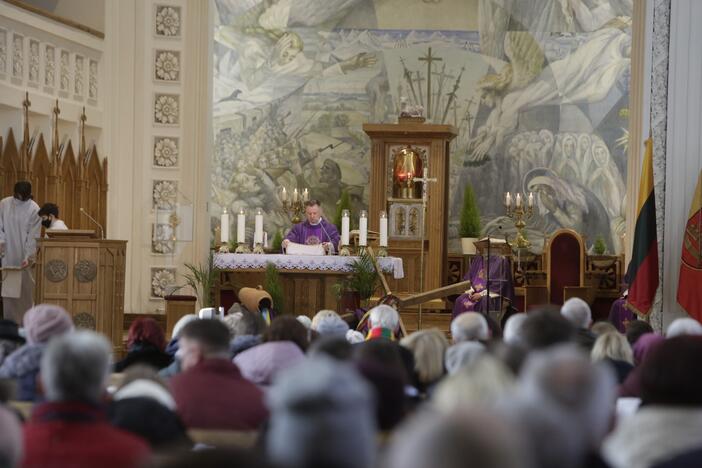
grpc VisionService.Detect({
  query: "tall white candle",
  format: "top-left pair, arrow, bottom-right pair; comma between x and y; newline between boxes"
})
528,192 -> 534,208
505,192 -> 512,208
379,211 -> 388,247
221,209 -> 230,244
341,209 -> 350,245
515,193 -> 522,208
281,187 -> 287,202
359,210 -> 368,246
293,188 -> 299,203
237,208 -> 246,243
303,188 -> 309,202
254,208 -> 263,244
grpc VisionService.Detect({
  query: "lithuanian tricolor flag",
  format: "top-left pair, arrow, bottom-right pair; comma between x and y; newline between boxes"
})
677,169 -> 702,320
625,137 -> 659,315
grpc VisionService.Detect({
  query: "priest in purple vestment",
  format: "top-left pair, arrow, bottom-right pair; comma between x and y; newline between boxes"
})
452,255 -> 515,318
608,290 -> 634,333
282,200 -> 340,254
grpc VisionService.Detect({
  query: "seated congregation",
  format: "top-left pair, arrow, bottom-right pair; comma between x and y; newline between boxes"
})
2,299 -> 702,468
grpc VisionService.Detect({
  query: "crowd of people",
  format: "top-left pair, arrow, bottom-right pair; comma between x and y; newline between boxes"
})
1,297 -> 702,468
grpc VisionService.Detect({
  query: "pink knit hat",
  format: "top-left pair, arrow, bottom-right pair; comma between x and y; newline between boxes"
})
23,304 -> 74,344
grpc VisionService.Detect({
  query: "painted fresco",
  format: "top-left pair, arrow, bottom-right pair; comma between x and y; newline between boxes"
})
212,0 -> 633,253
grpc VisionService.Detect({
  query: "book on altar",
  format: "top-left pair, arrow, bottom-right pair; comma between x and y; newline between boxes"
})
285,242 -> 326,256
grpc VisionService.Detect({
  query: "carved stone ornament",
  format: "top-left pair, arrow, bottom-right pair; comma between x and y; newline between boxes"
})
155,50 -> 180,81
155,5 -> 182,37
151,268 -> 176,298
153,180 -> 178,210
74,260 -> 97,283
154,137 -> 179,167
45,259 -> 68,282
73,312 -> 96,330
154,94 -> 179,125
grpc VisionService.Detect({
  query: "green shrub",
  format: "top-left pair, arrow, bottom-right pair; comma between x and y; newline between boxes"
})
459,184 -> 481,238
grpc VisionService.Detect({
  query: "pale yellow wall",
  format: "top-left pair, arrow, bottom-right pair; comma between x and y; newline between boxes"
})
372,0 -> 479,30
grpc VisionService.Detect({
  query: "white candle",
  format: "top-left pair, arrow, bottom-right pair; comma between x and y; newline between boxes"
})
515,193 -> 522,208
379,211 -> 388,247
281,187 -> 287,202
264,231 -> 268,248
303,188 -> 309,202
505,192 -> 512,208
254,208 -> 263,244
359,210 -> 368,246
341,209 -> 350,245
221,209 -> 230,244
528,192 -> 534,208
237,208 -> 246,243
293,188 -> 299,203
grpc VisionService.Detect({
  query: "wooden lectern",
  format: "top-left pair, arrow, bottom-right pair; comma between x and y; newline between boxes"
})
35,232 -> 127,355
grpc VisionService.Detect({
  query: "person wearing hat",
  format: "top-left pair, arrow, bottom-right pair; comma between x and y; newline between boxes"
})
0,304 -> 74,401
0,319 -> 25,367
0,181 -> 42,323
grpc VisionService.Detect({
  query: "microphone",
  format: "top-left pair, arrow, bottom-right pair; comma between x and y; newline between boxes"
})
318,218 -> 335,255
80,208 -> 104,239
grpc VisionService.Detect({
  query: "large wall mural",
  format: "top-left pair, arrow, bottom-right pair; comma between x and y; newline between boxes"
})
212,0 -> 632,254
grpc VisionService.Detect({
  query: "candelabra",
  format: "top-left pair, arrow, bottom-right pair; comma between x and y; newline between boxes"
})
505,192 -> 534,249
280,187 -> 309,224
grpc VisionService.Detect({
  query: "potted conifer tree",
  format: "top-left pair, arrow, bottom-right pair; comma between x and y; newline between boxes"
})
459,184 -> 481,255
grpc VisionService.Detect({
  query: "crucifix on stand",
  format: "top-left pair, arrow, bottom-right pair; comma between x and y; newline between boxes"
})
415,167 -> 437,330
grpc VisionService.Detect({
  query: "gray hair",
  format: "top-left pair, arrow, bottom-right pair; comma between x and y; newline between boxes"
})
560,298 -> 592,329
266,356 -> 376,468
666,317 -> 702,338
368,304 -> 399,331
503,313 -> 528,345
171,314 -> 197,339
40,331 -> 112,403
444,341 -> 486,375
433,354 -> 515,414
450,313 -> 489,343
385,408 -> 530,468
518,344 -> 616,451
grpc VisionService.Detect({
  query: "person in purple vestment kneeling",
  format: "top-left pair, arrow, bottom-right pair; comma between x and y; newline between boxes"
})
452,255 -> 514,318
282,199 -> 340,254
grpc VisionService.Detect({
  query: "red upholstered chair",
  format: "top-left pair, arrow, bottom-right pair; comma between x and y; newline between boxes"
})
546,229 -> 587,306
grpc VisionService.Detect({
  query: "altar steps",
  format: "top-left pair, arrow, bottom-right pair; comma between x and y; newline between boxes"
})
399,310 -> 452,334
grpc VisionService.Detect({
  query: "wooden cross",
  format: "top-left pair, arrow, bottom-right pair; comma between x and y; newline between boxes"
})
419,47 -> 442,119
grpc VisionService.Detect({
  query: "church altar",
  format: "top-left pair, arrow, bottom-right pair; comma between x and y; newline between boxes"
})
212,253 -> 404,317
213,253 -> 404,279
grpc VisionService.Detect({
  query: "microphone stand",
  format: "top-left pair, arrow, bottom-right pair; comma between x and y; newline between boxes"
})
414,168 -> 437,330
80,208 -> 104,239
485,235 -> 490,316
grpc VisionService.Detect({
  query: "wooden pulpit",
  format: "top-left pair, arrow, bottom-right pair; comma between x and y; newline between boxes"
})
34,233 -> 127,355
363,123 -> 457,295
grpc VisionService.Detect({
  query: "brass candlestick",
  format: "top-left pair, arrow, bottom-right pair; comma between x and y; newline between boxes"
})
505,192 -> 534,249
280,187 -> 308,224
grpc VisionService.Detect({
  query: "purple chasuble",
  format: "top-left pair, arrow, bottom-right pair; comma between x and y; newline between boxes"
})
284,219 -> 340,252
452,255 -> 515,318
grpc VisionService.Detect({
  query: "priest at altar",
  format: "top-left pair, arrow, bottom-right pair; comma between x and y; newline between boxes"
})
452,255 -> 515,318
282,199 -> 340,254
